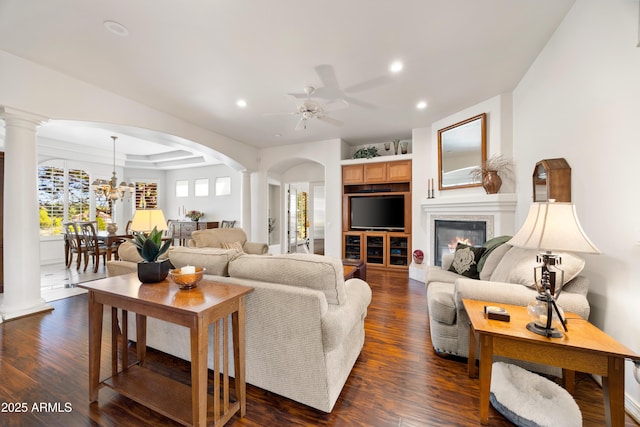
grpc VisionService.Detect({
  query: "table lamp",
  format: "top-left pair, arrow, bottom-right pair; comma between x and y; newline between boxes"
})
130,209 -> 168,234
508,201 -> 599,337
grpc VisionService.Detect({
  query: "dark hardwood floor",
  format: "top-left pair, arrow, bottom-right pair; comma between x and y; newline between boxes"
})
1,269 -> 638,426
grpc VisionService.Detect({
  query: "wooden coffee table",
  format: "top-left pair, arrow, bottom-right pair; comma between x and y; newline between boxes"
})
463,298 -> 639,427
80,273 -> 253,427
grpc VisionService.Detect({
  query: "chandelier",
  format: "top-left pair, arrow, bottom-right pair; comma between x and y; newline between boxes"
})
92,136 -> 134,202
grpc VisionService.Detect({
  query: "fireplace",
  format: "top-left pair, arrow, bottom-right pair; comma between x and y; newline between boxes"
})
434,219 -> 487,266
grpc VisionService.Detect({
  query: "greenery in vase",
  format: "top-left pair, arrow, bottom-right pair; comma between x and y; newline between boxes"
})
469,154 -> 514,182
352,146 -> 380,159
130,226 -> 172,262
186,210 -> 204,221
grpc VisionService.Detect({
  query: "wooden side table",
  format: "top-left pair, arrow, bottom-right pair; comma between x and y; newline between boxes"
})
81,273 -> 253,427
463,299 -> 638,427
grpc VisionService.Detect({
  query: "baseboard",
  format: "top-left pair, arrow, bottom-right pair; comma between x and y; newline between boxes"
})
626,393 -> 640,423
590,373 -> 640,423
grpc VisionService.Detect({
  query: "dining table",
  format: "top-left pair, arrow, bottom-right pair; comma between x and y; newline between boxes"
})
97,231 -> 133,261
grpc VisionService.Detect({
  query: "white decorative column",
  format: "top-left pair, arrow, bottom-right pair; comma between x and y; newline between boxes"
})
0,106 -> 52,322
240,170 -> 252,237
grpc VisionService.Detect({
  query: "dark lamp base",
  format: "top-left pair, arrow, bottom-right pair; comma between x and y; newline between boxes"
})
526,322 -> 563,338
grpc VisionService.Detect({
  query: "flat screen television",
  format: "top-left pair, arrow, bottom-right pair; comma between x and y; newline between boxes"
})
350,195 -> 405,231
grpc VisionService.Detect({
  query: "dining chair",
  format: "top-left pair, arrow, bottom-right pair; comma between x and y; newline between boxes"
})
63,222 -> 88,270
110,220 -> 133,260
77,221 -> 110,273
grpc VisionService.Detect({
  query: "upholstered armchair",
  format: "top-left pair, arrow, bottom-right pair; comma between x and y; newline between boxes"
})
188,227 -> 268,254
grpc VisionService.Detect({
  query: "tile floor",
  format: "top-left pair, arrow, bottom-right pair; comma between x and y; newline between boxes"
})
40,262 -> 107,302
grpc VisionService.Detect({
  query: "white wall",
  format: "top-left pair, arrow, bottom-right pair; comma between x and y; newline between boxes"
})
411,94 -> 514,258
254,139 -> 343,258
165,164 -> 241,223
513,0 -> 640,414
0,50 -> 258,171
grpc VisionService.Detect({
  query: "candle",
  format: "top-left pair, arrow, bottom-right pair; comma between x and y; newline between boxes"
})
181,265 -> 196,274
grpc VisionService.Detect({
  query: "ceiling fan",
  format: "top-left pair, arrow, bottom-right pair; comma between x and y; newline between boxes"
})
282,86 -> 348,131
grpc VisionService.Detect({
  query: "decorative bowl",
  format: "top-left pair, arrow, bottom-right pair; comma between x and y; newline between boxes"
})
168,267 -> 205,290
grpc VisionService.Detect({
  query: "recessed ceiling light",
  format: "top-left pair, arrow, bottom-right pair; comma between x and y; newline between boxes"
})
103,20 -> 129,37
416,100 -> 428,110
390,60 -> 404,73
236,99 -> 247,108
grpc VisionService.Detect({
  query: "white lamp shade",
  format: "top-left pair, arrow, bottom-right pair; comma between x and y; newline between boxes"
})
130,209 -> 168,233
508,202 -> 600,254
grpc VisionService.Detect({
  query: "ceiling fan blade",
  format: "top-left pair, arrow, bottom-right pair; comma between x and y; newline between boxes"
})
314,64 -> 340,89
322,99 -> 349,112
286,93 -> 307,101
344,75 -> 394,93
295,117 -> 307,131
263,111 -> 296,116
317,115 -> 343,127
343,95 -> 377,110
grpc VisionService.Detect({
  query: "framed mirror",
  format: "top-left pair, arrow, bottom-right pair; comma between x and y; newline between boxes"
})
438,113 -> 487,190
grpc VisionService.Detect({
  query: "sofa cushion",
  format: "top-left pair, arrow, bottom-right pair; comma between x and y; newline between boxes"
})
168,246 -> 241,277
228,253 -> 346,305
118,241 -> 143,263
479,243 -> 513,281
489,246 -> 585,290
221,241 -> 244,253
190,228 -> 248,248
448,243 -> 485,279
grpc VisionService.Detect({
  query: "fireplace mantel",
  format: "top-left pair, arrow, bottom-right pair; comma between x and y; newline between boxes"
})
421,193 -> 517,214
414,193 -> 518,272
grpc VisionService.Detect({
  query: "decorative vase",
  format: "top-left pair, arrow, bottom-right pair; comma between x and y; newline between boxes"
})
413,249 -> 424,264
482,171 -> 502,194
137,259 -> 171,283
393,139 -> 400,155
106,222 -> 118,235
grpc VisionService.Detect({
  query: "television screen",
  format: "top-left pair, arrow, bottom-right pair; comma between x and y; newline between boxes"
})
350,195 -> 405,231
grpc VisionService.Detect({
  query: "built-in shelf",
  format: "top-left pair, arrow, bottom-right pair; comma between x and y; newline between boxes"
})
341,153 -> 413,165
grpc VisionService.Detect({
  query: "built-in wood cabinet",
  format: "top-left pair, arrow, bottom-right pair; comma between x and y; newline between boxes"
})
342,231 -> 411,270
342,164 -> 365,185
343,160 -> 412,185
342,159 -> 412,271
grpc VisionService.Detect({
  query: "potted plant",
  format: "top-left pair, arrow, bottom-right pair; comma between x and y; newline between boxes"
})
186,210 -> 204,221
469,154 -> 514,194
130,226 -> 173,283
352,146 -> 380,159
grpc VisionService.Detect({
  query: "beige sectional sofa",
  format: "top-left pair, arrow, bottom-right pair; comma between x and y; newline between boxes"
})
106,242 -> 372,412
425,242 -> 591,361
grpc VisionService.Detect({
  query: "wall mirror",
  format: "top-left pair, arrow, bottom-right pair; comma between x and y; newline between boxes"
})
438,113 -> 487,190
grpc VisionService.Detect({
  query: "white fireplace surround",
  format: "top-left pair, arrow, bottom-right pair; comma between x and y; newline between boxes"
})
411,193 -> 517,280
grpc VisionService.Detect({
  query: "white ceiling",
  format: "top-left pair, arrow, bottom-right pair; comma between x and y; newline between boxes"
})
0,0 -> 575,169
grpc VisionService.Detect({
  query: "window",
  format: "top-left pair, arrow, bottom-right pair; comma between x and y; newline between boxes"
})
195,178 -> 209,197
68,169 -> 90,222
38,166 -> 65,236
136,182 -> 158,208
215,176 -> 231,196
176,180 -> 189,197
38,165 -> 90,235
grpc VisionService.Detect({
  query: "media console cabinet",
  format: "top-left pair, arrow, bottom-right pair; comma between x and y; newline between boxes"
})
342,158 -> 412,271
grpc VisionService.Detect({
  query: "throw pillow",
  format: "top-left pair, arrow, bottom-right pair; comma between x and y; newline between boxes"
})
448,243 -> 485,279
489,246 -> 585,291
477,235 -> 512,273
479,244 -> 512,281
221,241 -> 244,253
